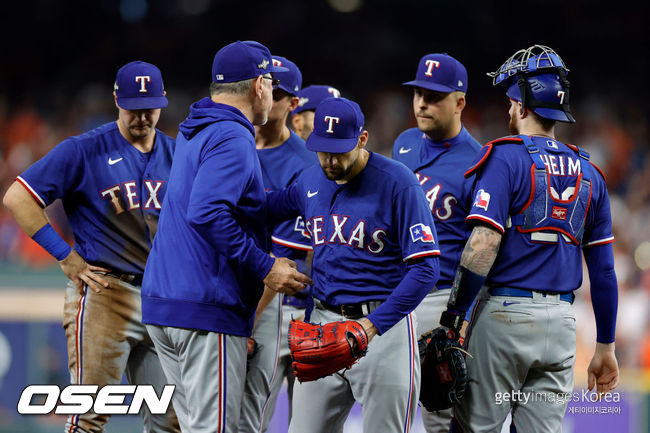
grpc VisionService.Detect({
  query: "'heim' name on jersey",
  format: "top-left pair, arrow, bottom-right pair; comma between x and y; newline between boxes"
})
538,154 -> 581,176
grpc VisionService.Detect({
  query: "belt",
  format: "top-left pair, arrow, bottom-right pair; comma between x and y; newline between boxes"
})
489,287 -> 574,304
313,298 -> 382,320
105,272 -> 143,286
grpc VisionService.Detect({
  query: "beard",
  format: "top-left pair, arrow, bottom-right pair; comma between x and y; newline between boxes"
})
509,114 -> 519,135
321,160 -> 354,181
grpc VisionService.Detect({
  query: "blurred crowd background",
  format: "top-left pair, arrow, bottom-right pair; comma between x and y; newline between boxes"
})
0,0 -> 648,431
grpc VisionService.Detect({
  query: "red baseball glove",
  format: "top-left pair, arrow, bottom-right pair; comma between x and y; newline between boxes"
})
288,319 -> 369,382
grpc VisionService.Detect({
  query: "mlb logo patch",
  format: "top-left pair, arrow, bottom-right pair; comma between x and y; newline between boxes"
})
474,189 -> 490,211
551,206 -> 568,220
410,223 -> 434,243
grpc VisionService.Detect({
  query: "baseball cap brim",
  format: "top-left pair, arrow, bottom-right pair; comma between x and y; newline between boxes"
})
277,84 -> 298,96
117,96 -> 168,110
306,135 -> 358,153
403,80 -> 456,93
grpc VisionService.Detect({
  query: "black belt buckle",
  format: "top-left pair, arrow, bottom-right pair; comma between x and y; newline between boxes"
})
340,304 -> 359,319
341,303 -> 369,320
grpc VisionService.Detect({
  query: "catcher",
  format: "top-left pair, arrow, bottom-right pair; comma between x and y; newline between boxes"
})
267,96 -> 441,432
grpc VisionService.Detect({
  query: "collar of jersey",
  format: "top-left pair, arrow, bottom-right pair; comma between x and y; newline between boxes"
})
422,125 -> 469,148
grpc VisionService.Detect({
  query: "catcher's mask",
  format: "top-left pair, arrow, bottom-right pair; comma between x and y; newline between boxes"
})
488,45 -> 575,123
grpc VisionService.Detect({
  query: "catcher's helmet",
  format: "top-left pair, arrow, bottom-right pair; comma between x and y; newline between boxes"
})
488,45 -> 575,123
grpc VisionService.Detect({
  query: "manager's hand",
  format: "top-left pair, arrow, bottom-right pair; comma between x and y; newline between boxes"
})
263,257 -> 313,296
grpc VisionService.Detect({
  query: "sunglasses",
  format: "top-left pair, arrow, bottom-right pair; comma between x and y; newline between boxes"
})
263,76 -> 280,87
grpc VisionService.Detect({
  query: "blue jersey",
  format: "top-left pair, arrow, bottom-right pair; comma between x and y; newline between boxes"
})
392,127 -> 481,290
18,121 -> 175,275
269,152 -> 440,330
464,135 -> 614,292
257,130 -> 316,255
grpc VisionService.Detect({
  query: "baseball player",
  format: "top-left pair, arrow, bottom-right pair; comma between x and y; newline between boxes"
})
2,61 -> 179,432
240,55 -> 316,433
437,45 -> 619,432
393,53 -> 481,432
290,84 -> 342,141
266,96 -> 441,433
140,41 -> 312,433
259,81 -> 342,432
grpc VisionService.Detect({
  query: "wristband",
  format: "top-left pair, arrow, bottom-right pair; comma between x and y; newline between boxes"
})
447,265 -> 487,313
31,223 -> 72,261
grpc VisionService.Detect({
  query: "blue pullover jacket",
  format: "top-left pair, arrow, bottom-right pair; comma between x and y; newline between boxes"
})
141,97 -> 274,336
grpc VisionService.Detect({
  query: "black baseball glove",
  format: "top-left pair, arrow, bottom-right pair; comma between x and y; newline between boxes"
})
418,326 -> 470,412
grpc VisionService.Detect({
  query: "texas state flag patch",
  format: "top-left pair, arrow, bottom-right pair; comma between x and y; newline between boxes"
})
410,223 -> 434,243
474,189 -> 491,211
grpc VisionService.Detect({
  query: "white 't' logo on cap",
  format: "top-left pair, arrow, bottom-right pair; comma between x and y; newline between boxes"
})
328,88 -> 341,98
135,76 -> 151,93
324,116 -> 340,133
424,60 -> 440,77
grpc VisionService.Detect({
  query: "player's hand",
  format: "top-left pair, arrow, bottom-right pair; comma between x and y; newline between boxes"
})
357,317 -> 378,343
587,342 -> 619,398
59,250 -> 111,294
263,257 -> 313,296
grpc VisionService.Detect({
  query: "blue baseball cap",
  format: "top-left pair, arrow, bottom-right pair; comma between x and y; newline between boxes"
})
114,61 -> 168,110
293,85 -> 342,114
271,56 -> 302,96
212,40 -> 288,84
306,97 -> 365,154
403,53 -> 468,93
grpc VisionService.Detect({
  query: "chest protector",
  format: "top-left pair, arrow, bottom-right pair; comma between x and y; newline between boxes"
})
509,135 -> 592,244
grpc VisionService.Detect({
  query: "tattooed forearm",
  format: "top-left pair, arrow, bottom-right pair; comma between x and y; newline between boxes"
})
460,225 -> 502,276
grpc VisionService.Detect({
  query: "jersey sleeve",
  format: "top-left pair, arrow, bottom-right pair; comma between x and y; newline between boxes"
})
582,173 -> 615,248
465,150 -> 513,234
396,184 -> 440,261
271,215 -> 312,252
17,138 -> 84,207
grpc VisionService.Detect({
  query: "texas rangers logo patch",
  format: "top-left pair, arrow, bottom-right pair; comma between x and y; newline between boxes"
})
410,223 -> 434,243
474,189 -> 490,211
